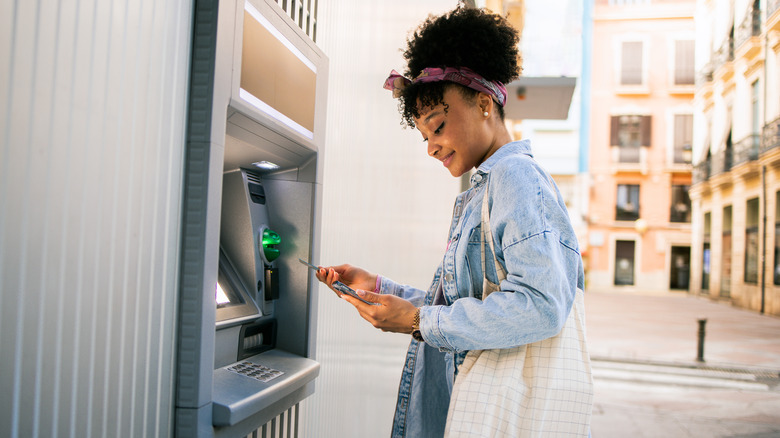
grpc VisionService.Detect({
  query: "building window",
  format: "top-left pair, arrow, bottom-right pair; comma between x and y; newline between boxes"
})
722,205 -> 732,297
616,184 -> 640,221
745,198 -> 760,284
611,115 -> 652,163
674,40 -> 695,85
670,185 -> 691,223
621,41 -> 644,85
614,240 -> 636,285
703,212 -> 711,291
673,114 -> 693,164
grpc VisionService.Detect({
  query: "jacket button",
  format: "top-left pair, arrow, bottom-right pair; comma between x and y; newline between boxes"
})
444,273 -> 454,282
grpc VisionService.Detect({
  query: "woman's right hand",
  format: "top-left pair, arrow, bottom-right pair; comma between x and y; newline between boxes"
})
315,263 -> 378,295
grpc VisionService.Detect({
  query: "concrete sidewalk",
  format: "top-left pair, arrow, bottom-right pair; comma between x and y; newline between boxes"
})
585,290 -> 780,437
585,290 -> 780,371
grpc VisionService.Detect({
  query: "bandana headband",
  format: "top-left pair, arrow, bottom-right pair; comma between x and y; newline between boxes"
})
383,67 -> 507,107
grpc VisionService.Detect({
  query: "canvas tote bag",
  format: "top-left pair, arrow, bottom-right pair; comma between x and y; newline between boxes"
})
444,183 -> 593,437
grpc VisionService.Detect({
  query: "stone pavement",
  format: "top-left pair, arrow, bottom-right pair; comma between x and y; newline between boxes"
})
584,290 -> 780,437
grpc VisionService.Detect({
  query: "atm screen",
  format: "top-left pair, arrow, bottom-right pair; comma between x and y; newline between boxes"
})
216,283 -> 231,306
216,248 -> 261,326
217,267 -> 245,309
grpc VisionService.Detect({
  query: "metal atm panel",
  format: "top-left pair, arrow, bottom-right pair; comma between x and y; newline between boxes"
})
220,169 -> 278,309
205,0 -> 327,434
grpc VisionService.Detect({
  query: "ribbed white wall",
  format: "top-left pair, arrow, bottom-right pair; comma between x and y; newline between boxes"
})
301,1 -> 459,437
0,1 -> 192,437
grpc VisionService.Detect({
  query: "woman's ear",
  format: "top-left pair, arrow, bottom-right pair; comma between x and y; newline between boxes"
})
478,92 -> 494,118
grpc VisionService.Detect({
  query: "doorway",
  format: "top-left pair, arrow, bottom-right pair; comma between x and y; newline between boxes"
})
614,240 -> 635,286
670,246 -> 691,290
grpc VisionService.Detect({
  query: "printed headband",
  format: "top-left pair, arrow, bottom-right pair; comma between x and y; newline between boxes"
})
383,67 -> 507,107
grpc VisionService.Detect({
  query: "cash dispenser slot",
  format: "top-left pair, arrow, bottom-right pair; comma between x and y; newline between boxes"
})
238,319 -> 276,359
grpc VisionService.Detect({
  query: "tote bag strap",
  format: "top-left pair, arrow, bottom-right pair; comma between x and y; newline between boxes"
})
480,168 -> 554,292
480,178 -> 507,299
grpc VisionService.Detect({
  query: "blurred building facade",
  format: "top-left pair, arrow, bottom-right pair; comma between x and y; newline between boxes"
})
482,0 -> 589,251
586,0 -> 696,293
512,0 -> 589,253
690,0 -> 780,316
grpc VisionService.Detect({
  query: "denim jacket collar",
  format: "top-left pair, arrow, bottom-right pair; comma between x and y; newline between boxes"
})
469,139 -> 533,187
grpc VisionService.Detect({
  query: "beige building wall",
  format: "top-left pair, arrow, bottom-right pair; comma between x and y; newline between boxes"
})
587,0 -> 696,293
690,0 -> 780,316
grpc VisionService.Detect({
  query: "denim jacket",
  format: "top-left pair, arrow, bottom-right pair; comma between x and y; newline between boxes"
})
379,140 -> 585,438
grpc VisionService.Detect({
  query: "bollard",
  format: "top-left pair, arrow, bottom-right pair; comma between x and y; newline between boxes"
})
696,318 -> 707,362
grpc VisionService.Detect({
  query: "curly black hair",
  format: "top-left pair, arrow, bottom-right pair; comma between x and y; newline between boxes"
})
397,7 -> 522,128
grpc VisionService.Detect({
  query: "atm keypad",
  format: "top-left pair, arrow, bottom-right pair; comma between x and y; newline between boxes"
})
227,361 -> 284,383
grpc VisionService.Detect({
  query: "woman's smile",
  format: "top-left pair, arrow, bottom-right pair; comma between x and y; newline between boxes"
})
440,151 -> 455,167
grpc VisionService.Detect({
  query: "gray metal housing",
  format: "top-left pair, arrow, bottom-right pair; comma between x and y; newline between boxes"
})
176,0 -> 327,436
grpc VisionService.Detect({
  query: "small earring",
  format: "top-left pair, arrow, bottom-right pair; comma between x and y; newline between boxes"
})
483,111 -> 489,117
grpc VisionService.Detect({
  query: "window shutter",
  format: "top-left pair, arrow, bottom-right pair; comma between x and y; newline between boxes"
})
674,115 -> 692,147
674,115 -> 685,147
610,116 -> 620,146
621,41 -> 643,85
640,115 -> 652,146
674,40 -> 695,85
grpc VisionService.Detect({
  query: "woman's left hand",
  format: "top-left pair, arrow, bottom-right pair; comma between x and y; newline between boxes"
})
342,289 -> 418,334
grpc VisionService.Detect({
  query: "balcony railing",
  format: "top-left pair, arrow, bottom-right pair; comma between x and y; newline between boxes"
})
735,5 -> 761,49
693,158 -> 711,185
733,134 -> 760,166
762,116 -> 780,154
695,63 -> 714,87
710,146 -> 733,176
618,145 -> 640,163
696,120 -> 780,185
712,35 -> 735,71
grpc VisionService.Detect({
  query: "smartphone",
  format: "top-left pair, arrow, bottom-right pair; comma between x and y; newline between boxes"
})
298,258 -> 380,306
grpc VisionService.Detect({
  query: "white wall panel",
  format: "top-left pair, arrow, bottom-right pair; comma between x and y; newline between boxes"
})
0,0 -> 192,437
301,1 -> 459,437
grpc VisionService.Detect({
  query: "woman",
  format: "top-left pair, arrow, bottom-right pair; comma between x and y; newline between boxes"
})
316,7 -> 592,437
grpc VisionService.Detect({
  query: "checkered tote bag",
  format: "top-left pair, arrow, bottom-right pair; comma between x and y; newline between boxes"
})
444,184 -> 593,437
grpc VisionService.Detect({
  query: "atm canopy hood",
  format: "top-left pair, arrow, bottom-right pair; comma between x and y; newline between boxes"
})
223,0 -> 327,176
503,76 -> 576,121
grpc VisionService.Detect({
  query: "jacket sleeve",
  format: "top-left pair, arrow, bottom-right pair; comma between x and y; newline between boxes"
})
378,275 -> 427,307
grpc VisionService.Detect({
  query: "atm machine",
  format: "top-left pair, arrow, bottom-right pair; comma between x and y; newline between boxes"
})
181,0 -> 329,436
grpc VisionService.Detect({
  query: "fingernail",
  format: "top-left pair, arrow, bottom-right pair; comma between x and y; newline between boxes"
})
357,290 -> 366,297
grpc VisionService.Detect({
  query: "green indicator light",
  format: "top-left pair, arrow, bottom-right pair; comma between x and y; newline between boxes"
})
262,229 -> 281,262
